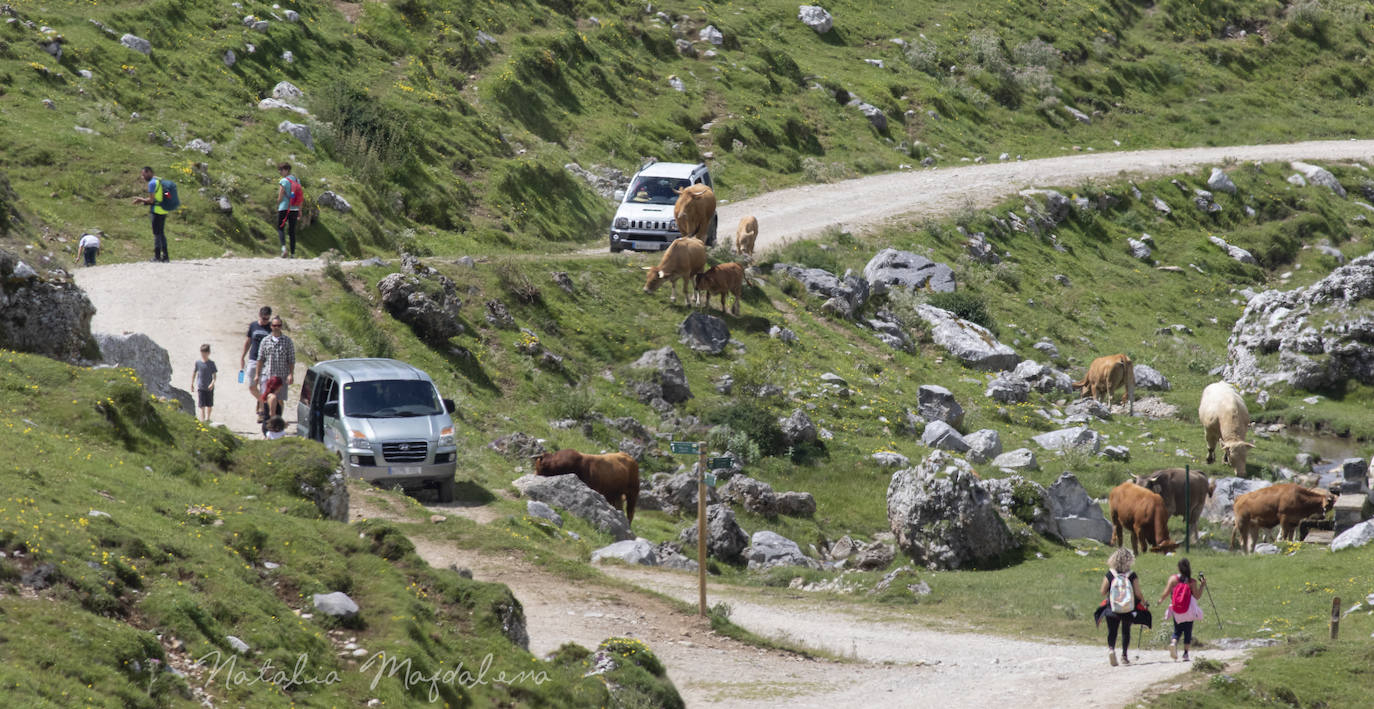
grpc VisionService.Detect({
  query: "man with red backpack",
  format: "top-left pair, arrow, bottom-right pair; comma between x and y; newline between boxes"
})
275,162 -> 304,258
1159,557 -> 1207,662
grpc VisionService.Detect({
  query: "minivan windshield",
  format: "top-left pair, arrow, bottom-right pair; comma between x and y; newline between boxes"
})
343,380 -> 443,418
625,176 -> 690,205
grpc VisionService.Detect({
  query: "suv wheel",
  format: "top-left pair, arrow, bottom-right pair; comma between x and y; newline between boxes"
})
435,478 -> 455,503
706,215 -> 718,247
610,242 -> 624,253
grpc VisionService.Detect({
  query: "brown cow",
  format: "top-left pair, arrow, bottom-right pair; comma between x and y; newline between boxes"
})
1134,468 -> 1213,545
1199,381 -> 1253,477
1108,481 -> 1179,555
734,216 -> 758,258
643,236 -> 707,304
694,262 -> 745,315
1073,354 -> 1135,415
532,449 -> 641,524
1231,483 -> 1335,553
673,184 -> 716,242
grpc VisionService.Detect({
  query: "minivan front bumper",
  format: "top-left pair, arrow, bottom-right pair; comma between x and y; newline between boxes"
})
342,450 -> 457,488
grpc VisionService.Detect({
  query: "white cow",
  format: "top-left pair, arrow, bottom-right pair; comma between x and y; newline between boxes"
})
1199,381 -> 1253,477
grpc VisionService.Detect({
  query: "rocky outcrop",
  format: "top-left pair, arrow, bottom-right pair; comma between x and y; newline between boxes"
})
678,311 -> 729,354
771,263 -> 868,319
630,347 -> 692,404
1046,472 -> 1112,543
1222,253 -> 1374,391
95,332 -> 194,413
377,270 -> 463,344
1,251 -> 98,363
512,474 -> 633,541
862,248 -> 956,296
679,504 -> 748,562
912,304 -> 1020,371
887,451 -> 1018,570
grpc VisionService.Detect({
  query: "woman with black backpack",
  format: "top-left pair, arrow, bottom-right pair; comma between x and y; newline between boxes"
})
1160,558 -> 1207,662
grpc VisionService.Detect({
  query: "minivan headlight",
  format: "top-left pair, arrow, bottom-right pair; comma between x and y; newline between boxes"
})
614,217 -> 629,229
439,426 -> 455,447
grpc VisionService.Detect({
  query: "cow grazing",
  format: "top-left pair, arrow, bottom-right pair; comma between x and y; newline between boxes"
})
1108,481 -> 1179,555
734,216 -> 758,258
694,262 -> 745,315
1198,381 -> 1253,477
673,184 -> 716,243
532,449 -> 641,524
1073,353 -> 1135,415
1134,468 -> 1213,544
643,236 -> 707,304
1231,483 -> 1335,553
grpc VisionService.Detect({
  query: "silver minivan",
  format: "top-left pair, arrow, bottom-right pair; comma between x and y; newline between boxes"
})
297,358 -> 458,502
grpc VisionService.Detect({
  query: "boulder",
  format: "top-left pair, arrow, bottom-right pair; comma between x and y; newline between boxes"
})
963,429 -> 1002,464
1064,397 -> 1111,422
1032,426 -> 1101,454
1019,189 -> 1072,225
856,103 -> 887,132
377,273 -> 462,344
317,191 -> 351,212
591,539 -> 657,566
277,121 -> 314,150
226,636 -> 250,654
887,451 -> 1019,570
985,373 -> 1030,403
1127,238 -> 1152,260
776,491 -> 816,517
216,196 -> 233,213
257,98 -> 310,115
1208,168 -> 1237,195
184,139 -> 213,155
992,448 -> 1038,471
1,251 -> 98,363
699,24 -> 724,45
1222,253 -> 1374,391
679,504 -> 748,562
271,81 -> 304,101
1046,472 -> 1112,543
771,263 -> 868,319
313,591 -> 359,618
120,34 -> 151,55
1201,477 -> 1273,523
651,471 -> 720,514
631,347 -> 692,404
863,248 -> 956,296
95,332 -> 193,413
718,475 -> 778,517
653,541 -> 699,572
983,475 -> 1059,539
797,5 -> 834,33
1133,363 -> 1171,391
512,474 -> 633,541
1291,162 -> 1346,197
1152,196 -> 1172,215
484,299 -> 516,329
526,500 -> 562,527
921,420 -> 969,452
223,49 -> 236,66
678,311 -> 729,354
1331,520 -> 1374,551
1102,445 -> 1130,461
1209,235 -> 1257,265
913,304 -> 1020,371
746,531 -> 815,570
872,451 -> 910,468
865,315 -> 913,352
779,409 -> 818,446
1011,360 -> 1074,393
852,541 -> 895,570
916,384 -> 964,428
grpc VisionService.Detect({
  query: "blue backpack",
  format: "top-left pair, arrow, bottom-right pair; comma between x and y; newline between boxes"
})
155,178 -> 180,211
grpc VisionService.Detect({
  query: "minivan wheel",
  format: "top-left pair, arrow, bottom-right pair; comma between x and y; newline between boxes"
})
435,478 -> 456,504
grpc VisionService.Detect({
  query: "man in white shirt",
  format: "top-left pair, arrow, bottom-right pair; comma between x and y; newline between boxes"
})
78,233 -> 101,266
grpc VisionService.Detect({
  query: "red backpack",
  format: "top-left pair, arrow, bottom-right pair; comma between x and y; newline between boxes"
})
1171,577 -> 1194,614
286,175 -> 304,207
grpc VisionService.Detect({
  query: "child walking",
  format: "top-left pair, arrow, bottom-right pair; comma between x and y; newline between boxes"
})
1160,558 -> 1207,662
192,344 -> 218,422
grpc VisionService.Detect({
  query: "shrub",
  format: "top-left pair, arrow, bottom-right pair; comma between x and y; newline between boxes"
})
1012,38 -> 1063,70
709,403 -> 787,458
903,38 -> 943,75
926,291 -> 996,333
492,260 -> 542,304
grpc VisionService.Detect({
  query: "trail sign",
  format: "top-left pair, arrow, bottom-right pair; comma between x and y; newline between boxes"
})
708,457 -> 733,470
670,441 -> 700,455
703,473 -> 718,487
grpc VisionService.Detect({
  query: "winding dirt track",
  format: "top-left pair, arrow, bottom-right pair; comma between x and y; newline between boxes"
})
75,140 -> 1374,706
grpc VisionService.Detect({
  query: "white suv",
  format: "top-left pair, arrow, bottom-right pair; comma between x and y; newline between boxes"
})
608,161 -> 717,252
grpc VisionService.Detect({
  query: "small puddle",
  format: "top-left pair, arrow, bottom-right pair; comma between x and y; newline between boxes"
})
1284,430 -> 1369,488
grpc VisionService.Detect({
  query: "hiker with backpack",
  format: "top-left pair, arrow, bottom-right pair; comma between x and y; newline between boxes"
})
1159,558 -> 1207,662
275,162 -> 304,258
1094,548 -> 1152,667
131,166 -> 179,262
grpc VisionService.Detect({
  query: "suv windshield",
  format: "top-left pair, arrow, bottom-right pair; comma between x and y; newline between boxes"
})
343,380 -> 442,418
626,176 -> 690,205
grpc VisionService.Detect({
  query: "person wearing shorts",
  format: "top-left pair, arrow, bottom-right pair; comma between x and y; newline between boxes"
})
191,344 -> 217,422
240,306 -> 272,404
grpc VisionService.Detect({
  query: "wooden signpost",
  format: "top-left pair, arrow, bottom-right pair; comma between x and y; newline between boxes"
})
671,443 -> 733,616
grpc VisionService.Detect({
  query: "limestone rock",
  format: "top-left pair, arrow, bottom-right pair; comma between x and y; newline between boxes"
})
985,373 -> 1030,403
887,450 -> 1019,570
631,347 -> 691,403
1134,363 -> 1171,391
1202,477 -> 1272,524
798,5 -> 834,34
95,332 -> 193,413
679,504 -> 748,562
1290,162 -> 1346,197
992,448 -> 1038,471
1046,472 -> 1112,542
272,81 -> 304,101
1208,168 -> 1237,195
775,491 -> 816,517
1209,235 -> 1257,265
591,538 -> 657,566
963,429 -> 1002,464
718,475 -> 778,517
120,34 -> 151,55
912,304 -> 1019,371
916,384 -> 964,428
779,409 -> 818,446
1,251 -> 97,363
277,121 -> 314,150
746,531 -> 815,570
1331,520 -> 1374,551
921,420 -> 968,453
313,591 -> 359,618
699,25 -> 723,45
513,474 -> 633,541
376,272 -> 462,344
1032,426 -> 1101,454
678,311 -> 729,354
526,500 -> 562,527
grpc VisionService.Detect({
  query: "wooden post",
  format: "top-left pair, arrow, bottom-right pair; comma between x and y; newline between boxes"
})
1331,597 -> 1341,640
697,442 -> 708,617
1184,464 -> 1191,553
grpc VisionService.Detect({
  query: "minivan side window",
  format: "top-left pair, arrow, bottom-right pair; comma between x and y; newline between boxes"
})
300,370 -> 316,405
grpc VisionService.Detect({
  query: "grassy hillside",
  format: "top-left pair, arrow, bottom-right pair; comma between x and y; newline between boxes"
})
3,0 -> 1373,263
0,351 -> 680,706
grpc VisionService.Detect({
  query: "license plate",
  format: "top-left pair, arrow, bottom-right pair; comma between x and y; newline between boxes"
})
389,466 -> 421,476
631,241 -> 668,251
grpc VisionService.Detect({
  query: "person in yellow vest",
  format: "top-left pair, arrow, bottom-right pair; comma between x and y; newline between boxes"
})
130,166 -> 171,262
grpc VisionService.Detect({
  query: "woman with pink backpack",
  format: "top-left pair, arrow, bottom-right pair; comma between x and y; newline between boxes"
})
1159,558 -> 1207,662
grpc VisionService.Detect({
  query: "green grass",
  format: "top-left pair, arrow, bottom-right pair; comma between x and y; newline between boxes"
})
0,349 -> 681,706
4,0 -> 1374,262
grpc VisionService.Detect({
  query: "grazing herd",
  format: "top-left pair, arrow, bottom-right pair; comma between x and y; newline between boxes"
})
641,184 -> 757,311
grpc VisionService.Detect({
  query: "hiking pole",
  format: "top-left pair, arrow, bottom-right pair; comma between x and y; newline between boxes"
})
1202,575 -> 1223,634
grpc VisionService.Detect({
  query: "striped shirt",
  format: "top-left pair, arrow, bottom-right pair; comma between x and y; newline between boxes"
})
257,333 -> 295,380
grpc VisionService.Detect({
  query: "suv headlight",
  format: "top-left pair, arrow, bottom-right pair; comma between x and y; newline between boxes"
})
439,426 -> 455,447
614,217 -> 629,229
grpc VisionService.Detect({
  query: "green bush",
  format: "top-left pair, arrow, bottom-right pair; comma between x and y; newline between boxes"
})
709,402 -> 787,458
925,291 -> 996,333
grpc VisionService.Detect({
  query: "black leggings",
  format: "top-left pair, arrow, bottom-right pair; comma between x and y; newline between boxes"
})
1172,620 -> 1194,645
1106,615 -> 1132,652
277,210 -> 299,255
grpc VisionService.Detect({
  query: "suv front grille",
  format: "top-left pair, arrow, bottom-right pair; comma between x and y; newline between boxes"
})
629,219 -> 676,231
382,440 -> 428,463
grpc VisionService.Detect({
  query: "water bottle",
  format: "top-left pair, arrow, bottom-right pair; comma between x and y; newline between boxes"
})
237,369 -> 245,384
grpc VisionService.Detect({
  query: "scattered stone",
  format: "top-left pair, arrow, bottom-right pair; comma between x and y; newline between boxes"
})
512,474 -> 633,541
856,102 -> 887,131
797,5 -> 833,34
1152,196 -> 1172,215
1208,168 -> 1237,195
775,491 -> 816,518
678,311 -> 730,354
377,271 -> 462,344
1287,173 -> 1308,187
679,504 -> 748,562
226,636 -> 250,654
272,81 -> 304,102
1127,238 -> 1152,260
591,539 -> 657,566
1290,161 -> 1346,196
668,75 -> 685,92
631,347 -> 692,403
1209,235 -> 1256,265
1101,445 -> 1130,461
120,34 -> 151,55
527,500 -> 563,527
1133,364 -> 1171,391
1253,543 -> 1279,555
95,332 -> 193,412
768,325 -> 798,343
916,384 -> 964,428
1064,397 -> 1111,422
1201,477 -> 1272,523
864,248 -> 957,296
912,304 -> 1019,371
963,429 -> 1002,464
184,139 -> 213,155
1047,472 -> 1112,543
983,474 -> 1059,539
699,25 -> 723,45
746,531 -> 815,570
216,196 -> 233,213
992,448 -> 1038,471
718,475 -> 778,517
985,373 -> 1030,403
921,420 -> 969,453
1331,520 -> 1374,551
313,592 -> 359,618
873,451 -> 910,468
779,409 -> 818,446
1032,426 -> 1101,454
277,121 -> 314,150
